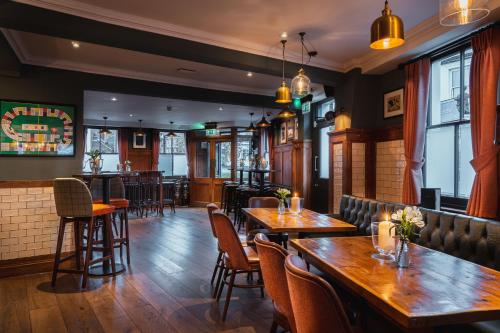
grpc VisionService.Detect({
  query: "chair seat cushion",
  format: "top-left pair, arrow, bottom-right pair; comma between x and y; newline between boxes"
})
92,203 -> 115,216
94,198 -> 129,209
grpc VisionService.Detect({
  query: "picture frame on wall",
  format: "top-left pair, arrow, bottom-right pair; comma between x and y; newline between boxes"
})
384,88 -> 404,118
280,122 -> 287,144
133,132 -> 147,148
0,99 -> 76,156
287,119 -> 295,140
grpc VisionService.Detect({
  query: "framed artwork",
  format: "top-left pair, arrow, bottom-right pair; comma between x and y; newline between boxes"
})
280,122 -> 287,144
287,119 -> 295,140
384,88 -> 404,118
133,132 -> 146,148
0,100 -> 75,156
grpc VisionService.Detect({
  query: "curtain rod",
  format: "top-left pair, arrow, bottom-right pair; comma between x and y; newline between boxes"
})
398,21 -> 499,69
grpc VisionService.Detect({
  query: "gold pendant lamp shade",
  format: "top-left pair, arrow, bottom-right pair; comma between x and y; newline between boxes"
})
275,39 -> 292,104
439,0 -> 490,26
277,106 -> 296,119
370,1 -> 405,50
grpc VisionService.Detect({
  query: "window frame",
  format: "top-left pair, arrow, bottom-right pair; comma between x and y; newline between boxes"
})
158,131 -> 187,176
84,127 -> 119,154
425,44 -> 472,204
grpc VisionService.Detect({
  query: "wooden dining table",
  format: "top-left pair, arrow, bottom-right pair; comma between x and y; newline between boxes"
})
291,236 -> 500,332
242,208 -> 357,237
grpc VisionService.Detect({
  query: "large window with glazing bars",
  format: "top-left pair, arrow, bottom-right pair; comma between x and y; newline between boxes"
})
159,132 -> 188,176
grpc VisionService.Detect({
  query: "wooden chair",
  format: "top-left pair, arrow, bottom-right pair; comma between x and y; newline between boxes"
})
52,178 -> 116,289
247,196 -> 288,248
206,203 -> 223,296
212,212 -> 264,321
285,254 -> 353,333
162,181 -> 177,213
254,233 -> 295,333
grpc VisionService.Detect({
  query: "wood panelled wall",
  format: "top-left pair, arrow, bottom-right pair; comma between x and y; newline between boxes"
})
328,126 -> 403,213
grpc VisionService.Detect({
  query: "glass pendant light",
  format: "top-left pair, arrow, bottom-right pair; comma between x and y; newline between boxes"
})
277,106 -> 296,119
256,108 -> 271,128
99,116 -> 111,137
167,121 -> 177,137
136,119 -> 144,137
275,39 -> 292,104
439,0 -> 489,26
246,112 -> 257,132
291,32 -> 312,98
370,1 -> 405,50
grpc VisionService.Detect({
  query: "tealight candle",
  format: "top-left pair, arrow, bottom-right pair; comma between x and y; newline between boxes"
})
378,215 -> 395,253
290,193 -> 300,214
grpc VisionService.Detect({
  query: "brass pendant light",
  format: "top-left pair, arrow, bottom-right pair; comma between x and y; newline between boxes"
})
246,112 -> 257,132
275,39 -> 292,104
370,1 -> 405,50
256,109 -> 271,128
167,121 -> 177,137
99,116 -> 111,137
291,32 -> 312,98
136,119 -> 144,137
439,0 -> 489,26
277,106 -> 296,119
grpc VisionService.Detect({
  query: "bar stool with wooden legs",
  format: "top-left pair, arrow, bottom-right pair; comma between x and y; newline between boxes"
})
52,178 -> 116,289
91,177 -> 131,264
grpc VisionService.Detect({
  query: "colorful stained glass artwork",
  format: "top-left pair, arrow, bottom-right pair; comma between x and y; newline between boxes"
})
0,100 -> 75,156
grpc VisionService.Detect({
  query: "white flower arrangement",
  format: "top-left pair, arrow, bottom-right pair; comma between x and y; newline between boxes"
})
275,188 -> 291,202
391,206 -> 424,242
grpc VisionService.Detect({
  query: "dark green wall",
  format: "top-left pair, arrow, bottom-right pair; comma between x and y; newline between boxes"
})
375,68 -> 405,128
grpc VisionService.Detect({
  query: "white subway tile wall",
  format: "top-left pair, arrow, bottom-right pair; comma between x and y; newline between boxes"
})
333,143 -> 343,214
0,187 -> 73,260
376,140 -> 405,202
352,143 -> 366,198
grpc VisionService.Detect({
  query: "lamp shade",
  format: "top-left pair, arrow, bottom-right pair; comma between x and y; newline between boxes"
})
277,107 -> 296,119
276,81 -> 292,104
439,0 -> 489,26
370,1 -> 404,50
291,68 -> 311,98
256,116 -> 271,128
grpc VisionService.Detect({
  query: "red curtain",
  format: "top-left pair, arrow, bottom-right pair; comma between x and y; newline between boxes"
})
466,27 -> 500,218
402,58 -> 431,205
118,128 -> 128,165
151,129 -> 160,170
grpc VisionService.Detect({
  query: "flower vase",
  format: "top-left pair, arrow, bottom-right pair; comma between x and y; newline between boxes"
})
395,238 -> 410,268
278,200 -> 286,215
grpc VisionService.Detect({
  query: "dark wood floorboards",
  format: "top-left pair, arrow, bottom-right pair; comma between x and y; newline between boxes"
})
0,208 -> 274,333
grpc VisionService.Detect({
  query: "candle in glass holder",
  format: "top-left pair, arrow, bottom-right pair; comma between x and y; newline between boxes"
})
290,193 -> 300,214
378,216 -> 395,253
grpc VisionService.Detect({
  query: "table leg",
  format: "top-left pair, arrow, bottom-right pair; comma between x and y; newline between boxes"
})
239,170 -> 243,185
248,171 -> 253,187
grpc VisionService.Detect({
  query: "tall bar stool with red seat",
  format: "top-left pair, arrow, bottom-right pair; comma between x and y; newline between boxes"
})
91,177 -> 131,264
285,254 -> 353,333
52,178 -> 116,289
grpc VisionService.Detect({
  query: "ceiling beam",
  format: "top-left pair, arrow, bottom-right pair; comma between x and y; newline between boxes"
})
0,1 -> 344,86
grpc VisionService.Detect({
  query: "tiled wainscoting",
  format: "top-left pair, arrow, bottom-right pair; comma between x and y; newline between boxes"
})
0,184 -> 73,261
332,143 -> 343,214
351,143 -> 366,198
376,140 -> 405,202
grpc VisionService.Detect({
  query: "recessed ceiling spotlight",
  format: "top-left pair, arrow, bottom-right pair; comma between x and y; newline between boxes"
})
246,71 -> 253,77
71,41 -> 80,48
218,107 -> 224,111
129,114 -> 133,117
280,32 -> 288,39
111,97 -> 117,102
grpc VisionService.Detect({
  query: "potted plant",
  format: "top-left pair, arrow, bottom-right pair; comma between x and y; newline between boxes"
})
391,207 -> 424,268
275,188 -> 291,215
86,149 -> 102,174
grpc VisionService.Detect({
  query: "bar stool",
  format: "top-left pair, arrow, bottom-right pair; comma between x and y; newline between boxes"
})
52,178 -> 116,289
223,183 -> 238,215
91,177 -> 131,264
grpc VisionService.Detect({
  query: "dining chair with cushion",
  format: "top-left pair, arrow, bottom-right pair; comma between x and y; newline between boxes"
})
285,254 -> 353,333
254,233 -> 295,333
247,196 -> 288,248
212,212 -> 264,321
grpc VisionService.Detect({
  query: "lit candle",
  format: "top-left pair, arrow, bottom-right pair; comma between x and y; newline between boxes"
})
290,193 -> 300,214
378,215 -> 395,253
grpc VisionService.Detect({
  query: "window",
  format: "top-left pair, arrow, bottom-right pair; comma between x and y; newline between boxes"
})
159,132 -> 188,176
426,47 -> 473,199
195,141 -> 210,178
319,126 -> 330,179
236,132 -> 253,178
316,98 -> 336,120
215,141 -> 231,178
83,128 -> 119,172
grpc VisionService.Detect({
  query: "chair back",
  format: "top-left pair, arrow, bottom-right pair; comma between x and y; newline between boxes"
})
212,212 -> 249,270
206,203 -> 219,238
249,196 -> 280,208
53,178 -> 93,218
285,254 -> 353,333
254,233 -> 295,332
90,177 -> 126,200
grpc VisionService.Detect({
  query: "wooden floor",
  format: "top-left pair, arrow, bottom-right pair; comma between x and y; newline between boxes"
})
0,208 -> 275,333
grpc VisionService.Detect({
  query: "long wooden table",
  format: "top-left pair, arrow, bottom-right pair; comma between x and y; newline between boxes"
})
242,208 -> 356,236
291,236 -> 500,332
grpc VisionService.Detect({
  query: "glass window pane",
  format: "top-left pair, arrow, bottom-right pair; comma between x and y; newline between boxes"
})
159,154 -> 173,176
430,52 -> 461,125
216,141 -> 232,178
237,134 -> 252,178
317,99 -> 336,119
319,127 -> 330,179
173,155 -> 188,176
463,48 -> 472,120
195,141 -> 210,178
425,126 -> 455,196
159,132 -> 187,176
458,123 -> 474,198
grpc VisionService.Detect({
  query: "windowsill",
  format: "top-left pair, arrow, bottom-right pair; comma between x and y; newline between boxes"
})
441,206 -> 467,215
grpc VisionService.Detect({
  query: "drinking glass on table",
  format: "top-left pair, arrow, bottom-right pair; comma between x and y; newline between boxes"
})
371,221 -> 396,261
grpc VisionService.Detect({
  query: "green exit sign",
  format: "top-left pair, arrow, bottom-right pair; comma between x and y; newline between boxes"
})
206,129 -> 219,136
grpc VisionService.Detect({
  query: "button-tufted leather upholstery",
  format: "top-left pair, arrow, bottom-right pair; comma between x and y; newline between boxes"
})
337,194 -> 500,270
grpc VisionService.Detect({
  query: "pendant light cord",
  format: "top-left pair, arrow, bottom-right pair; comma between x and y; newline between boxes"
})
281,40 -> 286,81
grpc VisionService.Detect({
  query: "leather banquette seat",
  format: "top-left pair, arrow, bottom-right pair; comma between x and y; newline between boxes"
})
336,194 -> 500,271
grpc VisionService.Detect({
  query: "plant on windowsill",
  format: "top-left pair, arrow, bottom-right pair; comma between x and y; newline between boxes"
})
275,188 -> 291,215
86,149 -> 102,174
390,206 -> 424,268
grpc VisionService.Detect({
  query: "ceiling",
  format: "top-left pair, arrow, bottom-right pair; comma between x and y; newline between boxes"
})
83,90 -> 276,129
